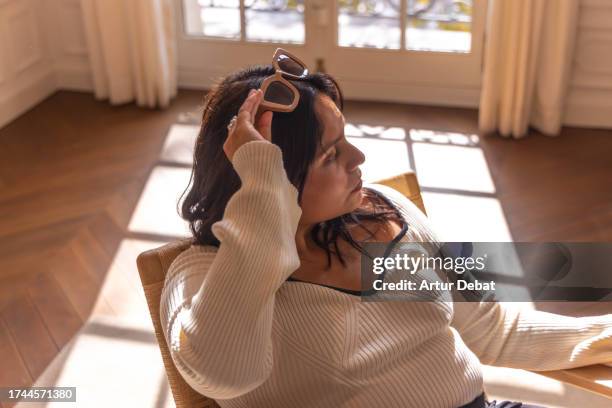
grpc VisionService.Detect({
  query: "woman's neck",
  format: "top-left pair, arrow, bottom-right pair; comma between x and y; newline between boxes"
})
294,220 -> 362,267
295,222 -> 321,261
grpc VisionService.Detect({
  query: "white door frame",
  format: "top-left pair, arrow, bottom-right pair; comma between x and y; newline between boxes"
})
175,0 -> 487,108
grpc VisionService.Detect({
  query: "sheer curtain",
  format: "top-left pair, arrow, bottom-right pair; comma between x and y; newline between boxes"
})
479,0 -> 579,138
81,0 -> 177,108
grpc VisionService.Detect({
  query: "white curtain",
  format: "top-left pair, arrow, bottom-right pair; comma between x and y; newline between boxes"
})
479,0 -> 579,138
81,0 -> 177,108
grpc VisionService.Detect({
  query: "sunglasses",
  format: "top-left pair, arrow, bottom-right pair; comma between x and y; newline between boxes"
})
258,48 -> 309,113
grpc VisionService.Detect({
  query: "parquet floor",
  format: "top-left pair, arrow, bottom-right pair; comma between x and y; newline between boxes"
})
0,90 -> 611,408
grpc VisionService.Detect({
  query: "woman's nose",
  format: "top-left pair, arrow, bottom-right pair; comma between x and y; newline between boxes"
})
348,144 -> 366,171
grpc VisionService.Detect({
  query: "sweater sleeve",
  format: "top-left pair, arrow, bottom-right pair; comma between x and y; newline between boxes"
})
159,140 -> 302,400
366,184 -> 612,371
451,301 -> 612,371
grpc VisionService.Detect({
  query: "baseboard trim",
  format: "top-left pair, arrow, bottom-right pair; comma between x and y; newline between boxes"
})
338,78 -> 480,108
564,104 -> 612,129
0,69 -> 57,129
55,65 -> 94,92
12,66 -> 609,130
178,66 -> 481,108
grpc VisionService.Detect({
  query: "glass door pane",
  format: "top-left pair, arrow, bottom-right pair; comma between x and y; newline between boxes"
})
406,0 -> 473,52
175,0 -> 318,93
327,0 -> 485,106
175,0 -> 485,107
183,0 -> 241,39
182,0 -> 305,44
337,0 -> 401,49
245,0 -> 305,44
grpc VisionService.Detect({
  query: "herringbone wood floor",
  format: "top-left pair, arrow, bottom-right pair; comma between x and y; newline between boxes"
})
0,90 -> 611,407
0,91 -> 204,407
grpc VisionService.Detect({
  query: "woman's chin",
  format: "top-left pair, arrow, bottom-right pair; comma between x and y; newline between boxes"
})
348,188 -> 364,207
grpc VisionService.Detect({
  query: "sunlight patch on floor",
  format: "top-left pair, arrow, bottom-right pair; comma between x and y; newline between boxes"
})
19,315 -> 174,408
94,239 -> 168,321
128,166 -> 192,238
413,142 -> 496,193
348,136 -> 411,182
159,123 -> 199,165
410,129 -> 480,146
482,365 -> 612,408
422,191 -> 513,242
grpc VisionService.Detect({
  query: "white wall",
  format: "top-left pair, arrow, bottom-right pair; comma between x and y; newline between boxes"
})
45,0 -> 92,91
564,0 -> 612,128
0,0 -> 92,128
0,0 -> 56,128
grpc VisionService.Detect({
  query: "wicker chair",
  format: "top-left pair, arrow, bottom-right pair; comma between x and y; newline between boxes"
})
136,172 -> 426,408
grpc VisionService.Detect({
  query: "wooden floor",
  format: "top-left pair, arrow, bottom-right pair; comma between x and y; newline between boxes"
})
0,90 -> 611,408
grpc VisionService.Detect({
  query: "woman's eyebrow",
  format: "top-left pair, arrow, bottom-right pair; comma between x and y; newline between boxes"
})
321,135 -> 343,154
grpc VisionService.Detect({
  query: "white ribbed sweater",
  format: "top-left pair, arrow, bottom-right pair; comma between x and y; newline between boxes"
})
160,141 -> 612,408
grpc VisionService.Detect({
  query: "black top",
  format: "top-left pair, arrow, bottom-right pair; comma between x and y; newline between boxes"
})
286,186 -> 409,296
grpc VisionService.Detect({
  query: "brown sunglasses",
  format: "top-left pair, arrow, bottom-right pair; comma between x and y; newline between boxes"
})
258,48 -> 309,113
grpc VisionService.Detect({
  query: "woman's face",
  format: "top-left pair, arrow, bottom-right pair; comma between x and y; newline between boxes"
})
299,94 -> 366,225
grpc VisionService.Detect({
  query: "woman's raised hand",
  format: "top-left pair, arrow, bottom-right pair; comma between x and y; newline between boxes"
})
223,88 -> 274,162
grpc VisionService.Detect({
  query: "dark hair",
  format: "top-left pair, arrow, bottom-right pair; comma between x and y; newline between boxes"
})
179,64 -> 405,269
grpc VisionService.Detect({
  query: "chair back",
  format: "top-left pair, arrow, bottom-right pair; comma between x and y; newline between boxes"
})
374,172 -> 427,215
136,171 -> 425,408
137,239 -> 221,408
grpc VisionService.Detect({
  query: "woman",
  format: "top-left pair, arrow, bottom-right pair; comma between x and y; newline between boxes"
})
160,60 -> 612,408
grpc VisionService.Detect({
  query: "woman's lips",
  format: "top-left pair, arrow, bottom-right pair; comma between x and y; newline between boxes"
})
351,180 -> 363,193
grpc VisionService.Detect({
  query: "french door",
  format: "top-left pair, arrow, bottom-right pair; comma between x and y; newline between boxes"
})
176,0 -> 487,107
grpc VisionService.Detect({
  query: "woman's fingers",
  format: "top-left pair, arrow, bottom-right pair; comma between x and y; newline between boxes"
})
237,89 -> 258,123
236,89 -> 264,130
255,110 -> 273,142
223,89 -> 272,161
251,90 -> 263,123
